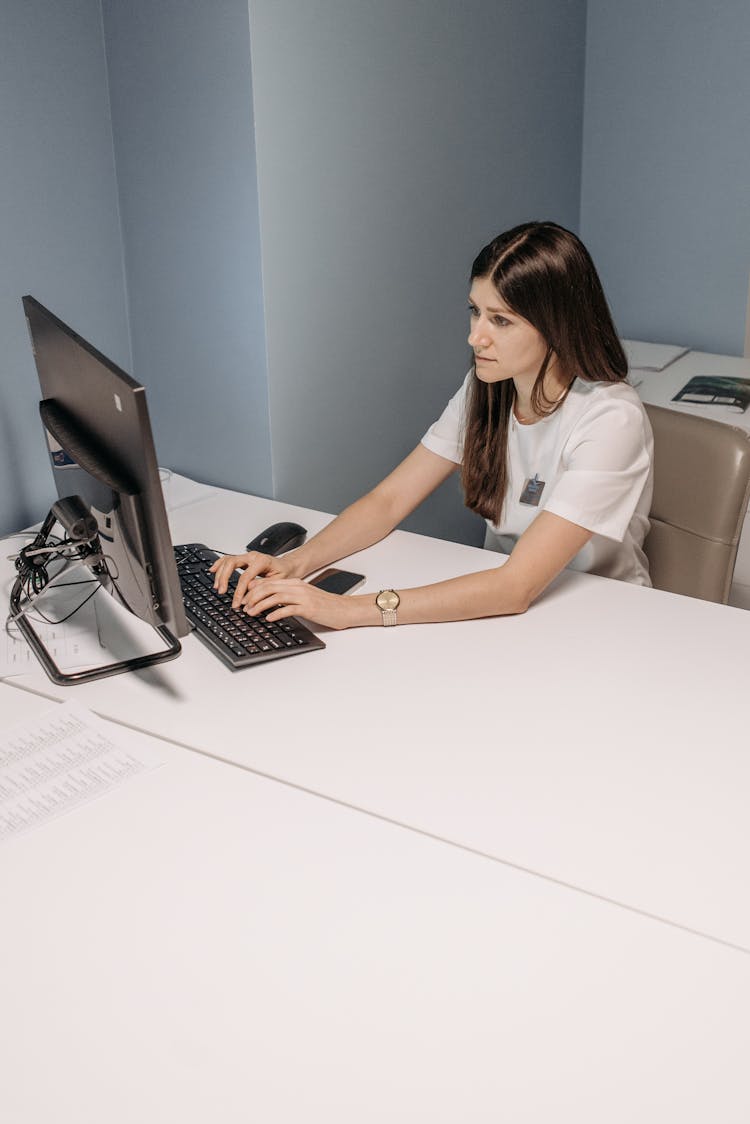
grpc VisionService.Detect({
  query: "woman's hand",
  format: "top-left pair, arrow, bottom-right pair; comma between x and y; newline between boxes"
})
234,577 -> 369,630
209,550 -> 301,599
209,552 -> 371,628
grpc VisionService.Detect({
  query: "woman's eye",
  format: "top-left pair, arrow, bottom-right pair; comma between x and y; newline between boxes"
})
467,303 -> 479,317
493,316 -> 510,327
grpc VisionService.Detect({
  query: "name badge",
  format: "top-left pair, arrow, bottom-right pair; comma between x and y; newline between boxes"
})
519,474 -> 545,506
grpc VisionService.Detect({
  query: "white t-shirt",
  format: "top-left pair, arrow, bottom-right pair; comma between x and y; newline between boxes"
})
421,373 -> 654,585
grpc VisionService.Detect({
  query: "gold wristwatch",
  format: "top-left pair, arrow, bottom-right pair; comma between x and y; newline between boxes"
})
376,589 -> 400,626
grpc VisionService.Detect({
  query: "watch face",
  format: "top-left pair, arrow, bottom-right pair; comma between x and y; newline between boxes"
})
376,590 -> 400,612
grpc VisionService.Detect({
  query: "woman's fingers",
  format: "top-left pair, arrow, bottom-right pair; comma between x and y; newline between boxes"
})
240,577 -> 300,611
209,553 -> 247,594
238,578 -> 355,630
232,558 -> 271,604
208,551 -> 277,597
245,593 -> 301,622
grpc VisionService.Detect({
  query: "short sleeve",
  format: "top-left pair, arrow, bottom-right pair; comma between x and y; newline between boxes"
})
544,397 -> 652,542
420,372 -> 472,464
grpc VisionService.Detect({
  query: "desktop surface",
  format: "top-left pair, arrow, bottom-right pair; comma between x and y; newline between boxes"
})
3,480 -> 749,954
1,684 -> 749,1123
634,348 -> 750,434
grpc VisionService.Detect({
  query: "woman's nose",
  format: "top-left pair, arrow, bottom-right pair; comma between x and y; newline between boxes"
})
468,321 -> 490,348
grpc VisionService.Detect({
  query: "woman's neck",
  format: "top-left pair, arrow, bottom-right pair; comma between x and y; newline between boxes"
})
513,366 -> 571,424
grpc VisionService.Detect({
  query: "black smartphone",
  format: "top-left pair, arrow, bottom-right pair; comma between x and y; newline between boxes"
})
309,568 -> 366,595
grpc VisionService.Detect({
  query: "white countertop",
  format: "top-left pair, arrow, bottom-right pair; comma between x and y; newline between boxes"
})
4,482 -> 749,953
2,683 -> 748,1122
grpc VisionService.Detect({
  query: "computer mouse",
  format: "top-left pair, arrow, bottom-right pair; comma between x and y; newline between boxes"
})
245,521 -> 307,556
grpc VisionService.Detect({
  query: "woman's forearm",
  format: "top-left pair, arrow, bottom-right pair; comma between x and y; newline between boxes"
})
282,444 -> 457,579
336,510 -> 592,627
343,565 -> 530,627
284,489 -> 401,577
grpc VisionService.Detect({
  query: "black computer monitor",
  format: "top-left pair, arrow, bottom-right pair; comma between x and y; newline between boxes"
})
16,295 -> 189,683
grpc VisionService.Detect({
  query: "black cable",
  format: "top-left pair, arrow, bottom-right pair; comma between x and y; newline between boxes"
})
8,535 -> 109,629
25,581 -> 102,625
47,578 -> 102,589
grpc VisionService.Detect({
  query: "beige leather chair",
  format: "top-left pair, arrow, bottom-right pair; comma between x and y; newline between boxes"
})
643,403 -> 750,603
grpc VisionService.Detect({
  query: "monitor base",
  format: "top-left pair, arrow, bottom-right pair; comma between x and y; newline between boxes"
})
8,507 -> 182,686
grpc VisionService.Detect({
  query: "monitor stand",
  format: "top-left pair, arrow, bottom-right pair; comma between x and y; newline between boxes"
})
8,508 -> 182,686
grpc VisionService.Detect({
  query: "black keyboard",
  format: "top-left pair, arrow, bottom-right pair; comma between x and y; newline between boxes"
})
174,543 -> 325,670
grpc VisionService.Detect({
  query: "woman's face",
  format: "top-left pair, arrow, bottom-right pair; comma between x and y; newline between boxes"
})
467,275 -> 550,385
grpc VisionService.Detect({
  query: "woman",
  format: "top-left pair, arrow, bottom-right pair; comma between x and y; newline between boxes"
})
211,221 -> 653,628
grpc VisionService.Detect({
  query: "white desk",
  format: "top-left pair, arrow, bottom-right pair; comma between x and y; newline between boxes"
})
633,349 -> 750,436
632,347 -> 750,605
2,685 -> 749,1123
3,483 -> 749,953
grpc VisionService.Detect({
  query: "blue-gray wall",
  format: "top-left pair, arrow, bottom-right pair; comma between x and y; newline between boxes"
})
101,0 -> 273,497
581,0 -> 750,355
250,0 -> 587,543
0,0 -> 129,535
4,1 -> 750,544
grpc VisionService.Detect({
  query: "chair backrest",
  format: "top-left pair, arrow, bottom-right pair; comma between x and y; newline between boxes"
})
643,403 -> 750,603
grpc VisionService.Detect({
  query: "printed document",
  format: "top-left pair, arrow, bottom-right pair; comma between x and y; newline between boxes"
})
2,598 -> 104,677
0,701 -> 163,843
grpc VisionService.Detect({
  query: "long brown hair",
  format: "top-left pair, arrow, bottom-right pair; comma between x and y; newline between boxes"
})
461,221 -> 627,524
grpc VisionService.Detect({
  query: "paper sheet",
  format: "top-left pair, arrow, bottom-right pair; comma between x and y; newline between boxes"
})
622,339 -> 689,372
2,598 -> 105,677
0,701 -> 163,843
